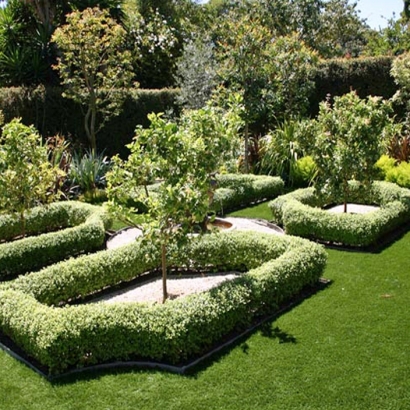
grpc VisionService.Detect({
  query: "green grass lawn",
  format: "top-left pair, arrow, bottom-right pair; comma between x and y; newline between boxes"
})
1,201 -> 410,409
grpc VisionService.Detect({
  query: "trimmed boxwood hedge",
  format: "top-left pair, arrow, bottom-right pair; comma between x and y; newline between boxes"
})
211,174 -> 284,214
0,231 -> 326,374
0,202 -> 112,279
269,181 -> 410,247
125,174 -> 284,215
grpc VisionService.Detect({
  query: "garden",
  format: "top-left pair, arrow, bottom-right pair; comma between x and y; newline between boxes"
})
1,0 -> 410,408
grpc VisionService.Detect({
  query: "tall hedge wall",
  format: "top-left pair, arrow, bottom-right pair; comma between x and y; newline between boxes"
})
310,56 -> 398,116
0,57 -> 399,157
0,86 -> 180,157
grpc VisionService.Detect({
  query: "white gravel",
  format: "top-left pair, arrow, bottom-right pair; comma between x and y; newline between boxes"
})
326,203 -> 380,214
98,217 -> 283,304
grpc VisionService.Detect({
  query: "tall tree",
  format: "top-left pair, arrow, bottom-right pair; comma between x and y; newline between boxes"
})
52,7 -> 133,152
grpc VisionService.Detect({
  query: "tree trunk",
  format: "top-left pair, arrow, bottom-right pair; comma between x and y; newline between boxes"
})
344,201 -> 347,213
85,89 -> 97,152
20,211 -> 26,238
161,244 -> 168,303
244,122 -> 249,173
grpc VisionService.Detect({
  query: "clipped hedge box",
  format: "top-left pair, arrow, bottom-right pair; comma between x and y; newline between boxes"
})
0,231 -> 326,374
212,174 -> 284,214
125,174 -> 284,215
269,181 -> 410,247
0,202 -> 112,279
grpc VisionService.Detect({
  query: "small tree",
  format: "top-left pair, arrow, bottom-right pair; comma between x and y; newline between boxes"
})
0,118 -> 63,236
52,7 -> 133,152
312,91 -> 395,212
175,36 -> 218,109
107,100 -> 242,302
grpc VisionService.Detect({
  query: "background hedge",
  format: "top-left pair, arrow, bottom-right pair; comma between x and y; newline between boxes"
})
0,57 -> 399,158
0,87 -> 180,157
309,56 -> 398,116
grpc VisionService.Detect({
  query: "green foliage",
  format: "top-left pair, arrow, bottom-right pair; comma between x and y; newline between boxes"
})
124,8 -> 180,88
212,174 -> 284,214
0,231 -> 326,373
375,154 -> 396,179
385,162 -> 410,188
269,181 -> 410,247
259,118 -> 316,184
0,118 -> 63,236
364,17 -> 410,57
52,7 -> 134,151
312,91 -> 394,210
0,201 -> 111,279
175,36 -> 217,109
107,101 -> 243,301
216,23 -> 318,169
0,0 -> 53,86
0,86 -> 180,157
311,56 -> 397,116
291,156 -> 317,188
68,150 -> 111,198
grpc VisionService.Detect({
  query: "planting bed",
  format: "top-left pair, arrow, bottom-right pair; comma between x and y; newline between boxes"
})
0,201 -> 112,279
269,181 -> 410,247
0,226 -> 326,376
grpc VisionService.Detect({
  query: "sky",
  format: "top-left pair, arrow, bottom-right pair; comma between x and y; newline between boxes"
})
196,0 -> 405,30
356,0 -> 404,29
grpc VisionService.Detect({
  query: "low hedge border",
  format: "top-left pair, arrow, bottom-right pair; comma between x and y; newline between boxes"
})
269,181 -> 410,247
0,202 -> 112,279
211,174 -> 284,214
126,174 -> 284,215
0,231 -> 326,375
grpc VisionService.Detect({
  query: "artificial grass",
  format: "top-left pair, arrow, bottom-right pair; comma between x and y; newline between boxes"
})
227,201 -> 272,221
1,202 -> 410,409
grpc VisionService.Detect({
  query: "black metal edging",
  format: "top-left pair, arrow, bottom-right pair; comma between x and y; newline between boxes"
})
0,278 -> 330,381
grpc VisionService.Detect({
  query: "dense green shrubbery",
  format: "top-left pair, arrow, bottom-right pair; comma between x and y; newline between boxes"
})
211,174 -> 284,214
269,181 -> 410,246
375,155 -> 410,189
0,202 -> 112,279
0,87 -> 179,156
310,56 -> 397,116
119,174 -> 284,216
0,231 -> 326,374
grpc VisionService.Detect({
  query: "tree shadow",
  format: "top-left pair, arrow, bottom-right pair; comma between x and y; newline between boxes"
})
259,323 -> 297,344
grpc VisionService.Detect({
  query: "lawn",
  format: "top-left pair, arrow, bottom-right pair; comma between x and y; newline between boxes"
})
1,202 -> 410,409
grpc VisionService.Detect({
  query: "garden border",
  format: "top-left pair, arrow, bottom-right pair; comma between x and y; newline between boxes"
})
0,201 -> 112,279
269,181 -> 410,248
0,231 -> 327,376
0,278 -> 330,380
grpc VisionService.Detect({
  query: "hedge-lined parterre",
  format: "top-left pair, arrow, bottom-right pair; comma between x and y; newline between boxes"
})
0,201 -> 112,279
211,174 -> 284,214
124,174 -> 284,215
0,231 -> 326,374
269,181 -> 410,247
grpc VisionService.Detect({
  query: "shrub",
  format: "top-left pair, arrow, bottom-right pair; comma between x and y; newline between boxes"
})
269,181 -> 410,247
386,162 -> 410,189
291,156 -> 317,188
310,56 -> 397,116
0,202 -> 111,279
211,174 -> 284,214
0,231 -> 326,374
0,86 -> 180,156
375,155 -> 396,179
